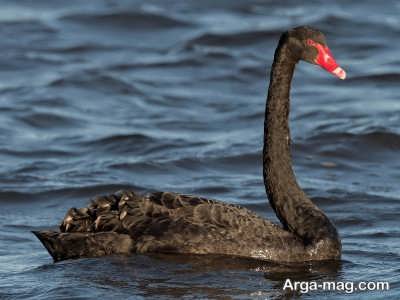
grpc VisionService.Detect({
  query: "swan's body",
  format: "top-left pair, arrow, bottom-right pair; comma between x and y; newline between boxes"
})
34,26 -> 344,262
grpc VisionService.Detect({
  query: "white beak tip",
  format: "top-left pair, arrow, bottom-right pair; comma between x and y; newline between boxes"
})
332,67 -> 346,80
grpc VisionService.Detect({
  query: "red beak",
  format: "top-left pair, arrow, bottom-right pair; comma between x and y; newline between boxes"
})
308,39 -> 346,80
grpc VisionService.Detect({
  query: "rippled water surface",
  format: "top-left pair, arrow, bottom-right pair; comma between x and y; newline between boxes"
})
0,0 -> 399,299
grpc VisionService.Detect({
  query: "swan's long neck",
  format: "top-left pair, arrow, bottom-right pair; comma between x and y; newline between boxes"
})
263,36 -> 339,245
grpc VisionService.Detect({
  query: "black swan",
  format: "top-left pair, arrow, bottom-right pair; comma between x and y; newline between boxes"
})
33,26 -> 345,262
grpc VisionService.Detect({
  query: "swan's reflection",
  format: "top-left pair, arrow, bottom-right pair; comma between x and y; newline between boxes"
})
45,254 -> 342,299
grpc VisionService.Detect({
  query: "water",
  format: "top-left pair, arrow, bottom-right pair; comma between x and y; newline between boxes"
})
0,0 -> 399,299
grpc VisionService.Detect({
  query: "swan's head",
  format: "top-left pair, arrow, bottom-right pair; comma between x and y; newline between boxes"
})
286,26 -> 346,80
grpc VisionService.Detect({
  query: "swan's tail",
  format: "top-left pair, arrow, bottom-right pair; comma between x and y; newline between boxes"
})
32,231 -> 60,261
32,230 -> 134,262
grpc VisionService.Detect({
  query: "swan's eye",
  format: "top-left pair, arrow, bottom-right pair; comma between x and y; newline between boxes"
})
306,39 -> 316,47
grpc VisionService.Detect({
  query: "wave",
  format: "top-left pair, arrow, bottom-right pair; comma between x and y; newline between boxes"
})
18,112 -> 81,129
60,11 -> 191,29
309,13 -> 399,34
0,183 -> 144,203
107,149 -> 258,175
347,72 -> 400,83
0,148 -> 72,158
110,161 -> 167,173
189,185 -> 232,195
76,133 -> 156,154
311,15 -> 357,27
299,130 -> 400,159
45,43 -> 120,54
29,97 -> 68,108
48,72 -> 144,95
108,57 -> 204,71
184,29 -> 280,48
0,19 -> 56,33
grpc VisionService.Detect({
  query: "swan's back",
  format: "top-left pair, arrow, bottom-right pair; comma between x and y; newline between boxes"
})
34,190 -> 308,262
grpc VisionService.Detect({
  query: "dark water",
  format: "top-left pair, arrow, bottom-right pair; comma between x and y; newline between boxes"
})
0,0 -> 399,299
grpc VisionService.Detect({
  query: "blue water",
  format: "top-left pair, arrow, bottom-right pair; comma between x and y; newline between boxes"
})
0,0 -> 399,299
